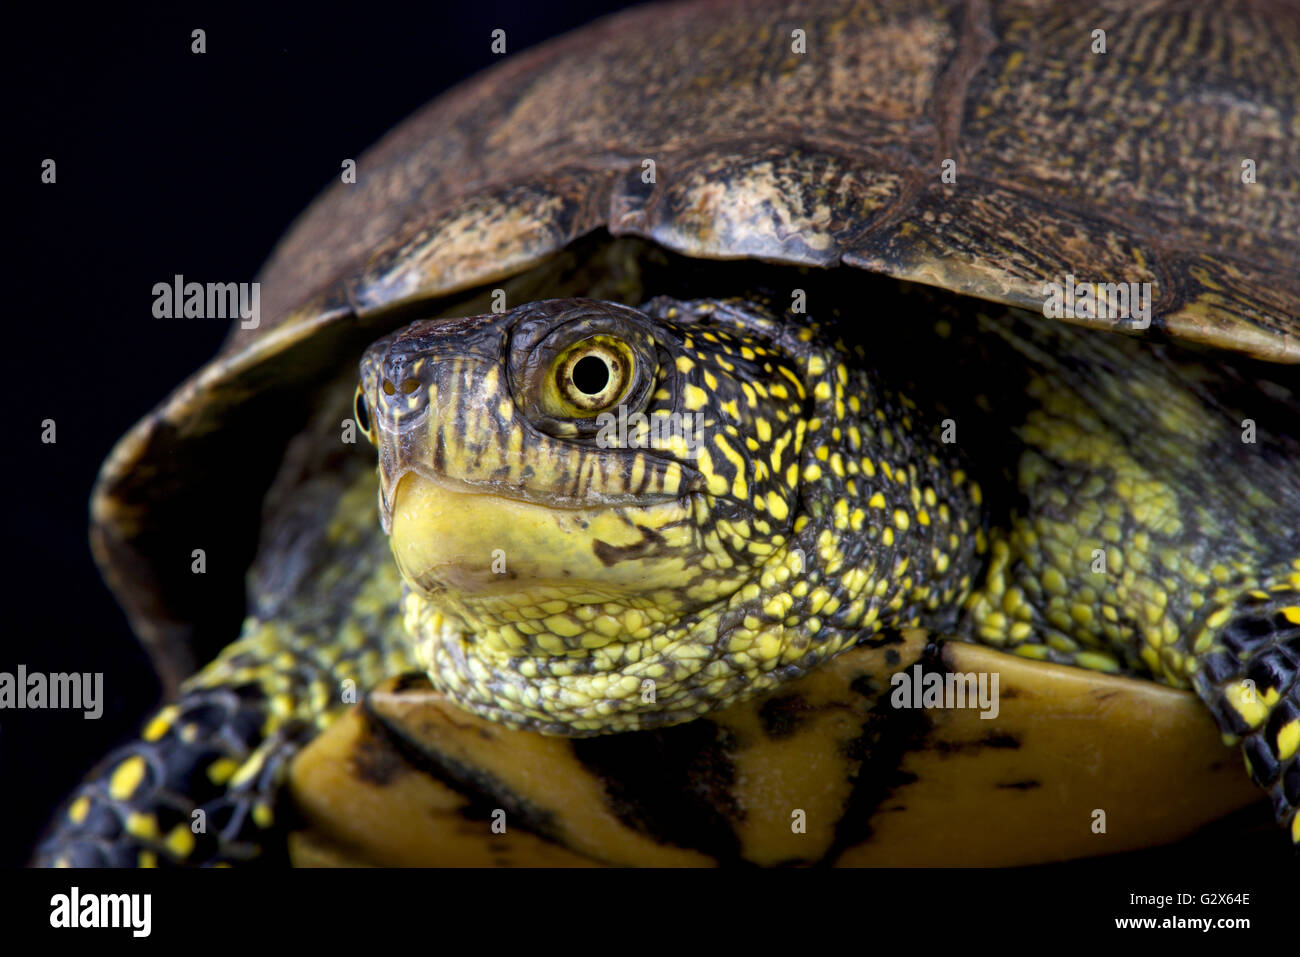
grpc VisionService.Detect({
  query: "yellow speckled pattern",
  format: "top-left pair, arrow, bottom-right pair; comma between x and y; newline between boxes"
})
964,331 -> 1286,688
42,274 -> 1300,868
362,289 -> 1299,844
955,311 -> 1300,840
35,459 -> 413,867
50,0 -> 1300,869
360,297 -> 982,733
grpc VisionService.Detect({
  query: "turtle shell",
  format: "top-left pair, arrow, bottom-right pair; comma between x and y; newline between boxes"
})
93,0 -> 1300,688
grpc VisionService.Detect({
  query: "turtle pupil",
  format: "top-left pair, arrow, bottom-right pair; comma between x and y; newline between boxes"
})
355,391 -> 371,432
572,355 -> 611,396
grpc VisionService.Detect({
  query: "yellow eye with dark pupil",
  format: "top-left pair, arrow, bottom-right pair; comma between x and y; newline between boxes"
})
546,336 -> 634,416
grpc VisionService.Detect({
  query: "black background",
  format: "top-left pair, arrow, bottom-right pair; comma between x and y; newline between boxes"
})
5,0 -> 1293,878
8,0 -> 642,869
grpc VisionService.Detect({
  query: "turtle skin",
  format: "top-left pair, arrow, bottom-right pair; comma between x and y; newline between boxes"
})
35,0 -> 1300,866
90,0 -> 1300,695
37,274 -> 1300,866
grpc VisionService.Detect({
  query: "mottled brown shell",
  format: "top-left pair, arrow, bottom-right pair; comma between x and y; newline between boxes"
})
95,0 -> 1300,682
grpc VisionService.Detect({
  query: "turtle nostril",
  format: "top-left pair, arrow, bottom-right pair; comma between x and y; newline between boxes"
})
401,378 -> 420,394
382,380 -> 396,396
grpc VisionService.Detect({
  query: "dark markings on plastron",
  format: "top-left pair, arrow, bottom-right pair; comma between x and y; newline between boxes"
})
361,693 -> 569,851
853,626 -> 910,650
995,779 -> 1041,790
571,719 -> 746,865
849,674 -> 882,699
758,695 -> 812,739
818,642 -> 945,865
929,732 -> 1022,755
347,724 -> 412,788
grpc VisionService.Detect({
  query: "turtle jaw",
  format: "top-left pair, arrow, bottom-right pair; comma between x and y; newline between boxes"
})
388,471 -> 719,609
387,469 -> 774,734
385,464 -> 856,736
363,297 -> 832,733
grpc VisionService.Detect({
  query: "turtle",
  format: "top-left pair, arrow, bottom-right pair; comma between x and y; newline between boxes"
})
36,0 -> 1300,868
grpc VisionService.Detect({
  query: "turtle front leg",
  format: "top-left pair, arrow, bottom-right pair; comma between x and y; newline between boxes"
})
36,602 -> 410,867
1193,567 -> 1300,846
38,456 -> 413,866
34,682 -> 310,867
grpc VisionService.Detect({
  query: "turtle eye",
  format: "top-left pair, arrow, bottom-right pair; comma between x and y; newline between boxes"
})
543,336 -> 634,417
354,385 -> 376,445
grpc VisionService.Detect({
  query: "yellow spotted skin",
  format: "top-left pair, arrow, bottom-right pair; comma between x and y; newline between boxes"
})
35,454 -> 412,867
48,0 -> 1300,868
947,309 -> 1300,842
364,289 -> 1300,843
39,281 -> 1300,866
361,298 -> 982,734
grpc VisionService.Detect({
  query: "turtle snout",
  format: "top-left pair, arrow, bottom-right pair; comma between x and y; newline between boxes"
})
369,354 -> 434,434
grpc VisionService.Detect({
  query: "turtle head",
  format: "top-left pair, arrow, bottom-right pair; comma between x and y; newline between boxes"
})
356,297 -> 847,733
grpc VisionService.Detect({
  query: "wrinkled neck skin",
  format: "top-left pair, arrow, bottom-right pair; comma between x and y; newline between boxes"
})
360,295 -> 985,735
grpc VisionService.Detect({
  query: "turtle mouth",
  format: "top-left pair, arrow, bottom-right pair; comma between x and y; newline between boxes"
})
388,471 -> 717,623
387,470 -> 784,733
378,461 -> 693,533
